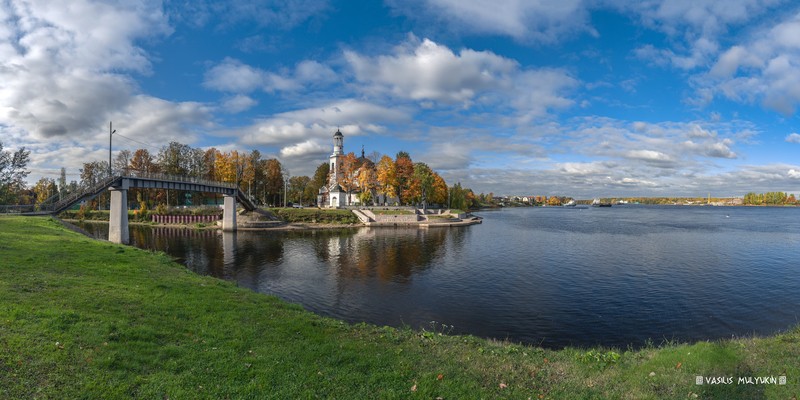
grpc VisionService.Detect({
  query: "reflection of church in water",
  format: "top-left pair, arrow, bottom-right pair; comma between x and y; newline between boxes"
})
317,128 -> 383,208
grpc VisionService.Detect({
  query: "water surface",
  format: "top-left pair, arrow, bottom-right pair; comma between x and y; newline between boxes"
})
79,206 -> 800,348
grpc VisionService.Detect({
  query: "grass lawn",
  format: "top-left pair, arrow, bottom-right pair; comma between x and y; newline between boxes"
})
371,209 -> 415,215
267,208 -> 359,224
1,215 -> 798,399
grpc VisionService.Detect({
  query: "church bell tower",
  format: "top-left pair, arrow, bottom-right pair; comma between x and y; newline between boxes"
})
329,128 -> 344,186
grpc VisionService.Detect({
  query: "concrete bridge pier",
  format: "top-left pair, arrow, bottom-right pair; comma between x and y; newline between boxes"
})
222,194 -> 237,232
109,186 -> 129,244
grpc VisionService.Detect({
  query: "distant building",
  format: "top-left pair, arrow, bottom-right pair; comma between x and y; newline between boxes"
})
317,129 -> 386,208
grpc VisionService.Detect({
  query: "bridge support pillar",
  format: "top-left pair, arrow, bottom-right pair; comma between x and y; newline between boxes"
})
222,195 -> 237,232
109,188 -> 129,244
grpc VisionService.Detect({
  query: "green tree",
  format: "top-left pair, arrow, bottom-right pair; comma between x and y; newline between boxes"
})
307,162 -> 330,206
57,167 -> 68,200
411,162 -> 434,209
0,142 -> 31,204
289,175 -> 311,205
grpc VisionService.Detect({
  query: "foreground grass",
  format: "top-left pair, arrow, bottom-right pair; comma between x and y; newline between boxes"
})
1,216 -> 798,399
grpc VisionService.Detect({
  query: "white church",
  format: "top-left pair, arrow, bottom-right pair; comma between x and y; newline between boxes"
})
317,129 -> 379,208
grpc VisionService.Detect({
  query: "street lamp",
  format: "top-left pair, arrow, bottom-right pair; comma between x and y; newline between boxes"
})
108,121 -> 116,177
283,171 -> 289,207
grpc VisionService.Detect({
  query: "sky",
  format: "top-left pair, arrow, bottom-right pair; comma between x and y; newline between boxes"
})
2,0 -> 800,198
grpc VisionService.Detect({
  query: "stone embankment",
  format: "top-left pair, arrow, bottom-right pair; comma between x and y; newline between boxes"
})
352,208 -> 481,227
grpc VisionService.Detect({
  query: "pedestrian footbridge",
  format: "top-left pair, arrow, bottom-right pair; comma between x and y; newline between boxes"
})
30,171 -> 256,244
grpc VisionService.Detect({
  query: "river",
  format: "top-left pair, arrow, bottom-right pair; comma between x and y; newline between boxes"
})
77,205 -> 800,349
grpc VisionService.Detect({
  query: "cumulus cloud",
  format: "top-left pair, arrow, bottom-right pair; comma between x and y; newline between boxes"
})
0,0 -> 173,139
345,36 -> 577,120
0,0 -> 213,178
697,10 -> 800,114
787,133 -> 800,143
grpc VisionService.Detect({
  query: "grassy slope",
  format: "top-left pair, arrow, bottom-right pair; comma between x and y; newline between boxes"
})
0,216 -> 797,399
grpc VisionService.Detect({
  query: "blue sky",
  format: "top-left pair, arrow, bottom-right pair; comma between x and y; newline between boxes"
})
2,0 -> 800,197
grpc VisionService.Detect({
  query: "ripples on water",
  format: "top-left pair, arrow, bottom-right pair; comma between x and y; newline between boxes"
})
78,205 -> 800,348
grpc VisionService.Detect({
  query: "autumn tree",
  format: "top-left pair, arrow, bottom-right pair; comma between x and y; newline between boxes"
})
410,162 -> 434,209
201,148 -> 218,180
130,149 -> 158,173
113,149 -> 132,175
157,141 -> 191,176
32,177 -> 57,206
241,150 -> 262,199
357,165 -> 377,205
338,152 -> 359,205
548,196 -> 562,206
79,161 -> 110,209
430,173 -> 447,205
263,158 -> 284,206
376,155 -> 396,205
395,151 -> 414,205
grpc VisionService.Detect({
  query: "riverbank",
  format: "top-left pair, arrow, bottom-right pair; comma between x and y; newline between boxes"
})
1,215 -> 798,399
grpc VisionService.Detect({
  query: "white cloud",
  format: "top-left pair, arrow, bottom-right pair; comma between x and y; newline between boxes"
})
221,95 -> 258,113
787,133 -> 800,143
697,11 -> 800,114
236,99 -> 409,147
346,37 -> 517,103
203,58 -> 266,92
0,0 -> 172,139
204,58 -> 338,94
279,140 -> 328,158
387,0 -> 592,43
0,0 -> 215,180
789,169 -> 800,178
346,36 -> 577,120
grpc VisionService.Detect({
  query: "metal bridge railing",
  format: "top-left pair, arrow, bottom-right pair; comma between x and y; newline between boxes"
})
2,170 -> 252,214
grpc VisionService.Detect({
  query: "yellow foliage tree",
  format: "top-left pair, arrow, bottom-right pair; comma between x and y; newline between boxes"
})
376,155 -> 396,202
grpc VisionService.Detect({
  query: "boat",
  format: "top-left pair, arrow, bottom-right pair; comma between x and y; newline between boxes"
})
563,200 -> 576,207
592,198 -> 612,207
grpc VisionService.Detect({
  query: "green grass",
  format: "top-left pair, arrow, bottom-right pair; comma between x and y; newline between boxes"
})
371,209 -> 415,215
1,215 -> 799,399
268,208 -> 359,224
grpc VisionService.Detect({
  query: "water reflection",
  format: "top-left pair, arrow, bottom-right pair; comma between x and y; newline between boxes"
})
316,227 -> 455,282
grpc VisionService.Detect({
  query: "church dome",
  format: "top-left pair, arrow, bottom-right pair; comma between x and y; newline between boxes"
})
333,129 -> 343,137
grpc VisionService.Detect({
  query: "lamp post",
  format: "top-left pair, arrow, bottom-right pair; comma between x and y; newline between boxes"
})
283,171 -> 289,207
108,121 -> 116,177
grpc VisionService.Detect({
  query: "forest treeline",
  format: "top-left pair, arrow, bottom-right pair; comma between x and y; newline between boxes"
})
1,141 -> 482,210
